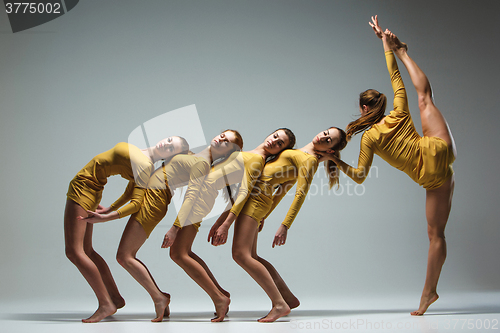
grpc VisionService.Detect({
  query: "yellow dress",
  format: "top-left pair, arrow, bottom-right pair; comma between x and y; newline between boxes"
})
240,149 -> 319,229
337,51 -> 455,190
67,142 -> 154,217
132,154 -> 209,237
173,151 -> 265,229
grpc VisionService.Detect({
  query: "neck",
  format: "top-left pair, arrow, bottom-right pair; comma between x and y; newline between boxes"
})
141,147 -> 157,163
299,142 -> 315,155
197,146 -> 214,164
248,143 -> 271,159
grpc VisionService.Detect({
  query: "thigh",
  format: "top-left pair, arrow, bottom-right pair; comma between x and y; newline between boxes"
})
421,103 -> 456,155
425,174 -> 454,235
170,224 -> 198,255
117,218 -> 148,256
64,199 -> 89,251
233,214 -> 259,253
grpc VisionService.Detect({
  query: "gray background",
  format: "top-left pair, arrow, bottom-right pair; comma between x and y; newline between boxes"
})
0,0 -> 498,312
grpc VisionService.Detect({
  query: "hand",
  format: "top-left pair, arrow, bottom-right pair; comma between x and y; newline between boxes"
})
208,221 -> 222,243
212,223 -> 229,246
161,226 -> 179,248
384,29 -> 408,53
272,224 -> 288,248
77,210 -> 108,223
95,205 -> 112,214
314,149 -> 338,163
368,15 -> 384,39
258,219 -> 265,232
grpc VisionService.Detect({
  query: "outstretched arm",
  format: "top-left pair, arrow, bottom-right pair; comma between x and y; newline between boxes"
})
369,15 -> 391,52
324,134 -> 374,185
370,15 -> 409,114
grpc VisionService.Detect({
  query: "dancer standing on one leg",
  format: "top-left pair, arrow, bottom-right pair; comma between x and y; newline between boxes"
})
162,128 -> 295,322
325,16 -> 456,316
211,128 -> 347,322
65,137 -> 188,322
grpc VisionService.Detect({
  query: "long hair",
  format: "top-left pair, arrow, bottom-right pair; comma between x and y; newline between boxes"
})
325,127 -> 348,189
220,129 -> 244,203
345,89 -> 387,141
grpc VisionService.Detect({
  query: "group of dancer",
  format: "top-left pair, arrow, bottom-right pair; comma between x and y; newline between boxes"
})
64,17 -> 456,323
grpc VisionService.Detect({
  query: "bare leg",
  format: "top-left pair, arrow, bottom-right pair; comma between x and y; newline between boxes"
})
251,233 -> 300,309
232,214 -> 290,322
388,32 -> 457,157
411,175 -> 454,315
84,224 -> 125,309
170,225 -> 230,322
64,199 -> 117,323
116,219 -> 170,322
188,252 -> 231,298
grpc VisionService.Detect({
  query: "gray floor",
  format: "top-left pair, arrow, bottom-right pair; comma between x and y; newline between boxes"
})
2,292 -> 499,333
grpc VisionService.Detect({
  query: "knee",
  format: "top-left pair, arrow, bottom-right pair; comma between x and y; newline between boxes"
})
116,250 -> 132,268
169,248 -> 185,264
427,226 -> 445,242
418,94 -> 434,112
232,248 -> 250,267
65,247 -> 84,265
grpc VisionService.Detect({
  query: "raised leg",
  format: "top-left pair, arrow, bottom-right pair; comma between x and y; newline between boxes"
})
169,225 -> 230,322
388,32 -> 457,158
232,214 -> 290,322
250,233 -> 300,309
412,175 -> 454,315
64,199 -> 117,323
116,219 -> 170,322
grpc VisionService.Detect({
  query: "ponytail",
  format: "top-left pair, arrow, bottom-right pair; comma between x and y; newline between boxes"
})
346,89 -> 387,140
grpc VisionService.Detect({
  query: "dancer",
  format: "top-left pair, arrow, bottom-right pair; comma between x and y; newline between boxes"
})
111,130 -> 243,322
327,16 -> 456,315
211,127 -> 347,322
65,137 -> 189,322
161,128 -> 295,322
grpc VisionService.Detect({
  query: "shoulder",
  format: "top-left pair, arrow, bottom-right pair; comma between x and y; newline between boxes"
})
242,152 -> 265,166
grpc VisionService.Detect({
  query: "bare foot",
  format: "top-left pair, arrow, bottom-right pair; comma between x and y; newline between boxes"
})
163,293 -> 171,318
211,297 -> 230,322
82,304 -> 117,323
411,292 -> 439,316
151,293 -> 171,322
213,306 -> 229,317
112,296 -> 126,309
385,30 -> 408,52
213,289 -> 230,316
257,303 -> 291,323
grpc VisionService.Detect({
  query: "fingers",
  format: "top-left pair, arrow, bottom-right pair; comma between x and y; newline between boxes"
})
273,235 -> 286,247
272,234 -> 284,248
161,235 -> 171,248
208,227 -> 215,242
213,232 -> 227,246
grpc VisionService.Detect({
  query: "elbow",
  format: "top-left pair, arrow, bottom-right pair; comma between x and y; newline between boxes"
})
353,176 -> 366,185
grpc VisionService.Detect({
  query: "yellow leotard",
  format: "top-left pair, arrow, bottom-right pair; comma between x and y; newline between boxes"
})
337,51 -> 455,190
173,151 -> 265,229
67,142 -> 154,217
132,154 -> 209,237
240,149 -> 319,229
